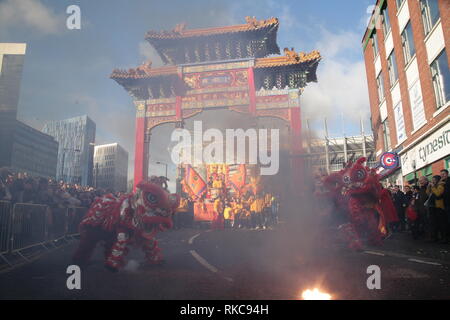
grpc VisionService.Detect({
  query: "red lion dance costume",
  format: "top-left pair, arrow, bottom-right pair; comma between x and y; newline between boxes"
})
322,157 -> 398,250
73,177 -> 180,272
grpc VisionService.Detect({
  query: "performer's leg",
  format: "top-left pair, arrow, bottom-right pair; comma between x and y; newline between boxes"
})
142,238 -> 164,265
103,231 -> 116,260
344,198 -> 365,250
338,223 -> 363,250
250,212 -> 255,229
256,212 -> 262,229
366,210 -> 383,246
104,231 -> 130,272
72,226 -> 102,266
263,209 -> 269,228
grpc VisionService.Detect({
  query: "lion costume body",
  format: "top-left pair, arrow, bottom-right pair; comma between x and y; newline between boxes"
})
72,179 -> 179,272
321,158 -> 398,250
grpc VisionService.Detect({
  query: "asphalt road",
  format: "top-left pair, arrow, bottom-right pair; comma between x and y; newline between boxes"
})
1,219 -> 450,300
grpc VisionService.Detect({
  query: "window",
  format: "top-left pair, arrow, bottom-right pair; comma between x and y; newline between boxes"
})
372,33 -> 379,58
387,51 -> 399,87
381,4 -> 391,37
401,22 -> 415,65
420,0 -> 441,36
396,0 -> 405,9
430,49 -> 450,109
382,120 -> 392,151
377,72 -> 385,103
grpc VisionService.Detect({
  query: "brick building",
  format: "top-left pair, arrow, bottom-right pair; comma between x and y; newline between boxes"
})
363,0 -> 449,186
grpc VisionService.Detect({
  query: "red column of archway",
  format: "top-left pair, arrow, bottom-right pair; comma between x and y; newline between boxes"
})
247,67 -> 256,115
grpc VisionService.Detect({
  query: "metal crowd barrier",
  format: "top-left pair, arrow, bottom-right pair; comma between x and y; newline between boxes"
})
0,203 -> 87,256
67,207 -> 87,236
0,201 -> 12,255
0,202 -> 89,268
11,203 -> 48,252
50,207 -> 68,240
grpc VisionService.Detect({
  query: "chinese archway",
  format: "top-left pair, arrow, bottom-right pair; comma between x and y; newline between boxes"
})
110,16 -> 321,192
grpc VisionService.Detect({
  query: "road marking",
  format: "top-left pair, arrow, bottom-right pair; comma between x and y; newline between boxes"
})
364,250 -> 385,256
190,250 -> 218,273
188,233 -> 201,245
362,248 -> 446,267
408,258 -> 442,266
187,232 -> 235,283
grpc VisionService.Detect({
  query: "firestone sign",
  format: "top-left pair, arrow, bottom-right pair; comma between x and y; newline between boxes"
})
400,121 -> 450,176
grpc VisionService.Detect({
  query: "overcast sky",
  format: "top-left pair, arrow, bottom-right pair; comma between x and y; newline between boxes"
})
0,0 -> 375,185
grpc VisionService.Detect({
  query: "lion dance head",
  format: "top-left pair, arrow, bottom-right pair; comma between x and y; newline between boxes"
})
133,181 -> 180,240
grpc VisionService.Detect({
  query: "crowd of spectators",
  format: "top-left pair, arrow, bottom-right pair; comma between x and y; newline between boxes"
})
387,169 -> 450,244
0,168 -> 111,209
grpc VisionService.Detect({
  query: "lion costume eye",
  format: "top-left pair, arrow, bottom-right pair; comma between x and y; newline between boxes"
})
353,169 -> 367,182
145,193 -> 158,205
343,175 -> 351,184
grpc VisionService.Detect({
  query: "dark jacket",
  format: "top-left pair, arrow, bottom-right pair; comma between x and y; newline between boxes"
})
392,191 -> 406,211
404,191 -> 413,206
416,184 -> 429,216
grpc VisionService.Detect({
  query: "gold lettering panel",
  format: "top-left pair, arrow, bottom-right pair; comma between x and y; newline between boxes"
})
183,69 -> 248,90
181,91 -> 249,109
182,61 -> 252,73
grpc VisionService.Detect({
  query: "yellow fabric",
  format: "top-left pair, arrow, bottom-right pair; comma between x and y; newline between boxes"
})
224,207 -> 233,219
250,200 -> 256,212
264,193 -> 272,207
212,180 -> 223,188
214,198 -> 223,213
177,198 -> 189,212
251,197 -> 264,213
233,203 -> 242,212
427,182 -> 445,209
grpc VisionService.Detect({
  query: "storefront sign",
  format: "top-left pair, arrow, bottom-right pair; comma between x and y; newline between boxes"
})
380,152 -> 399,169
400,121 -> 450,176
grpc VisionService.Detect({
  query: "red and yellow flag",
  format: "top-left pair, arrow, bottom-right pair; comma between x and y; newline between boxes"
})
183,165 -> 207,200
227,164 -> 246,194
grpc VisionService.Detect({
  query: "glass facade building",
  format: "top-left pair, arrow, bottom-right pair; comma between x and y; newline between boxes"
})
11,120 -> 59,178
0,43 -> 27,168
43,115 -> 96,186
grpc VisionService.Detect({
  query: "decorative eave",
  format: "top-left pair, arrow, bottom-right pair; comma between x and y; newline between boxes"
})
110,61 -> 187,100
145,16 -> 279,40
255,48 -> 321,68
145,17 -> 281,64
110,61 -> 178,80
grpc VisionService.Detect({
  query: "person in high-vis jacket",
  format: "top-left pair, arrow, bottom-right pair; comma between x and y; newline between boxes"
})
223,201 -> 234,228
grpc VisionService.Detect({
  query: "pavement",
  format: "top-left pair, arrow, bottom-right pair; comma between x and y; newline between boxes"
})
0,220 -> 450,300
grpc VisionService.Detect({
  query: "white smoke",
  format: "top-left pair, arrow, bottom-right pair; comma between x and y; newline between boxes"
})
123,259 -> 140,272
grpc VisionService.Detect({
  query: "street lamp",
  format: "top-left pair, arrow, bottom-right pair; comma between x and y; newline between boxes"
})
156,161 -> 168,179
